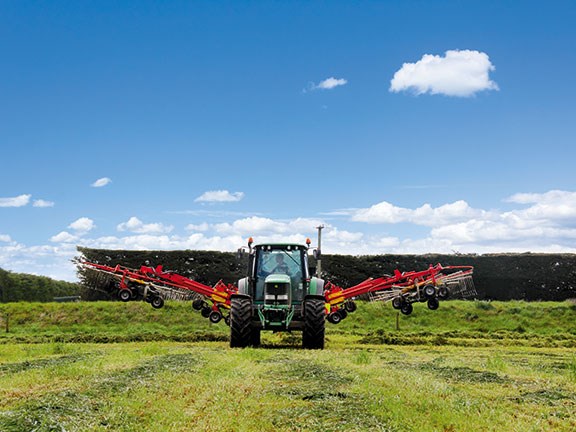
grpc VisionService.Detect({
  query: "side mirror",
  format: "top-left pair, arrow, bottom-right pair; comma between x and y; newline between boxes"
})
313,249 -> 321,260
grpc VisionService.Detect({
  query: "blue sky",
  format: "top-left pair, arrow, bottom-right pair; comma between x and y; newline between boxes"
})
1,0 -> 575,281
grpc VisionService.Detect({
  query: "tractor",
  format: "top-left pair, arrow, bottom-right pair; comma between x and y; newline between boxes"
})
231,239 -> 326,349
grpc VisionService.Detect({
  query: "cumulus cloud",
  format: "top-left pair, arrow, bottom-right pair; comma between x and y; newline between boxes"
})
33,199 -> 55,208
69,217 -> 96,233
185,223 -> 210,232
195,190 -> 245,203
5,189 -> 576,282
390,49 -> 498,97
351,200 -> 485,226
50,231 -> 78,243
117,216 -> 173,234
91,177 -> 112,188
309,77 -> 348,91
212,216 -> 328,235
504,190 -> 576,221
0,194 -> 31,207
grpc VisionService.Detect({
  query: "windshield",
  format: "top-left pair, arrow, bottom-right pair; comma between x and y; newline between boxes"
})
257,249 -> 302,277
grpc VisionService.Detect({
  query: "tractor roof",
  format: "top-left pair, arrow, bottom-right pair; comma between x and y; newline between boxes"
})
254,242 -> 307,249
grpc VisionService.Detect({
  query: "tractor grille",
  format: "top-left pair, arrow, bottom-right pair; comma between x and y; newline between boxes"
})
264,282 -> 289,305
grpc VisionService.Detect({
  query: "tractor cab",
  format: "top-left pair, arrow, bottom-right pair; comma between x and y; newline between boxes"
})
251,245 -> 308,304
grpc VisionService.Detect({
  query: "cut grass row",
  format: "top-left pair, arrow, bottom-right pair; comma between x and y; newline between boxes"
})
0,300 -> 575,431
1,342 -> 575,431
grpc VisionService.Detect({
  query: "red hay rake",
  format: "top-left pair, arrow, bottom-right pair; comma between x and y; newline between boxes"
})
80,259 -> 474,325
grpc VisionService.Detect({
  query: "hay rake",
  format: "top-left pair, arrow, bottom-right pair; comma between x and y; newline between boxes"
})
79,245 -> 474,330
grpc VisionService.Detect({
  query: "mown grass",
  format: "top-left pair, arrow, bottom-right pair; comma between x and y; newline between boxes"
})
0,300 -> 575,431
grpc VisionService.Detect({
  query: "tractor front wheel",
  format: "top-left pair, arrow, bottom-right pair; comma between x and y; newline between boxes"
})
230,297 -> 253,348
303,298 -> 325,349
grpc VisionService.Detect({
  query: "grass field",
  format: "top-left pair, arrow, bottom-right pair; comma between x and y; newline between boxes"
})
1,300 -> 575,431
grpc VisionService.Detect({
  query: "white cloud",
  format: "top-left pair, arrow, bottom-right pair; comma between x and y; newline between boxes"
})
33,199 -> 55,208
504,190 -> 576,221
195,190 -> 245,203
212,216 -> 327,236
50,231 -> 78,243
4,189 -> 576,282
310,77 -> 348,90
390,49 -> 498,97
91,177 -> 112,188
351,200 -> 484,226
185,223 -> 210,232
0,194 -> 31,207
427,190 -> 576,247
117,216 -> 173,234
69,217 -> 96,233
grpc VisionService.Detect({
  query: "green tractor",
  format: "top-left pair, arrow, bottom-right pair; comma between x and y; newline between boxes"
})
231,240 -> 326,349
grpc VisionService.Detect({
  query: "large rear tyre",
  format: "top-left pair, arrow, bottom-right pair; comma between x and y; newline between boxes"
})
302,298 -> 325,350
230,297 -> 253,348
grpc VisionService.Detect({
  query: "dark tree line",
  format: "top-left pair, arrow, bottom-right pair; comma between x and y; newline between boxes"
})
76,247 -> 576,301
0,267 -> 81,303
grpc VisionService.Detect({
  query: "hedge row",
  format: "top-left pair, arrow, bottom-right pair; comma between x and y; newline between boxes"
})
77,247 -> 576,301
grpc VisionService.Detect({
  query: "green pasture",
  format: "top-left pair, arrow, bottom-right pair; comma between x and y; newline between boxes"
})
0,300 -> 575,431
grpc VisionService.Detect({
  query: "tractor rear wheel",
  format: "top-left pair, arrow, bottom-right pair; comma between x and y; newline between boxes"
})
230,297 -> 253,348
302,298 -> 325,350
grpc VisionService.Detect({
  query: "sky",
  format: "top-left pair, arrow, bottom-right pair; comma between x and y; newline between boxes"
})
1,0 -> 576,281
